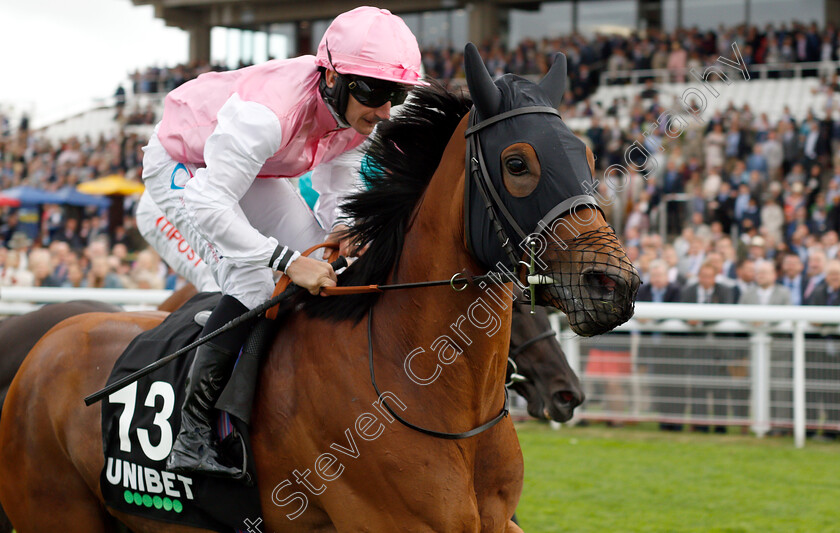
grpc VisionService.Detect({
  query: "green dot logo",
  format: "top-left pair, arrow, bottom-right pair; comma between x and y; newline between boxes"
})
163,497 -> 172,511
133,492 -> 142,506
142,494 -> 153,507
123,490 -> 133,504
173,500 -> 183,513
153,495 -> 163,509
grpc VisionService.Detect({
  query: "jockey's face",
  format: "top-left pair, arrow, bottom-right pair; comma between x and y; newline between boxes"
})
325,69 -> 393,135
345,94 -> 392,135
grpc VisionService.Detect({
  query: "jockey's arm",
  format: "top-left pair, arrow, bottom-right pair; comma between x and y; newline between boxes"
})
182,94 -> 336,294
182,94 -> 291,269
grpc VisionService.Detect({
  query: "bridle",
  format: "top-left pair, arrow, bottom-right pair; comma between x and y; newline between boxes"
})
463,105 -> 600,311
506,328 -> 555,387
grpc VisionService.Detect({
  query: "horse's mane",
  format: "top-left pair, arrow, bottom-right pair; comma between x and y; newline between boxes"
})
303,81 -> 472,322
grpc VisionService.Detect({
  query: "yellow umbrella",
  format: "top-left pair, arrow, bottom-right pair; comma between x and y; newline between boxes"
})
77,174 -> 145,196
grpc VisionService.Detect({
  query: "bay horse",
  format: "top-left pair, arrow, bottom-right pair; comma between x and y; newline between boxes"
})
0,294 -> 577,533
0,44 -> 637,532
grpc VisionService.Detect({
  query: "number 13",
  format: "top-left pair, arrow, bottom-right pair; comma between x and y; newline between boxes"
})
108,381 -> 176,462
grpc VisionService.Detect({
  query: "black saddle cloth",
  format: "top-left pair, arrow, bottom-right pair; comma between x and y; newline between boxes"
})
99,292 -> 263,532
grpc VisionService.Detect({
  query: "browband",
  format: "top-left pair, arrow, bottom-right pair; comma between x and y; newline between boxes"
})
464,106 -> 562,137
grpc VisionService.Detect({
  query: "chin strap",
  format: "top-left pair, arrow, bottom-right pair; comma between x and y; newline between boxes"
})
319,70 -> 351,129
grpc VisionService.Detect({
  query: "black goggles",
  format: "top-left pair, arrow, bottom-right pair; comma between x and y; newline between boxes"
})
343,75 -> 408,108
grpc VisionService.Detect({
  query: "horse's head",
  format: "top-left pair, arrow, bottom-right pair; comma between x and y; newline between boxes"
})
509,304 -> 583,422
463,43 -> 639,336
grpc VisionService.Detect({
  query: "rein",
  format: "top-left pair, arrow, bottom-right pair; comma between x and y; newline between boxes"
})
321,271 -> 503,295
509,329 -> 555,356
367,307 -> 510,440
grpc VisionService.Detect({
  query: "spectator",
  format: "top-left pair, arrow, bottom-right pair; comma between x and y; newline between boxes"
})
666,42 -> 687,82
0,249 -> 33,287
84,255 -> 123,289
27,248 -> 62,287
637,259 -> 684,431
733,258 -> 757,302
804,259 -> 840,440
807,258 -> 840,305
739,260 -> 792,305
682,260 -> 735,304
762,130 -> 784,179
704,123 -> 726,171
803,248 -> 828,303
54,218 -> 85,251
61,262 -> 85,288
681,261 -> 734,433
778,253 -> 807,305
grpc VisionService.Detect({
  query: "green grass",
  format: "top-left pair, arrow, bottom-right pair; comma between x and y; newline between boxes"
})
515,422 -> 840,533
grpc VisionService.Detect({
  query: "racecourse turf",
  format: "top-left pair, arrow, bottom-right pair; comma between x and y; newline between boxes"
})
515,421 -> 840,533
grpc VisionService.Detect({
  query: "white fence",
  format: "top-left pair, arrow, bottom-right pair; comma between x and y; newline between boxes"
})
554,303 -> 840,448
0,287 -> 172,314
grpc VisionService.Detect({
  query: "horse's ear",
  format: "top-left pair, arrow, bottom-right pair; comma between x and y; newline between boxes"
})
539,52 -> 567,108
464,42 -> 501,120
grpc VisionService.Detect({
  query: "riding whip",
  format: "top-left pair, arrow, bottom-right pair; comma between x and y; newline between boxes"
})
84,256 -> 347,406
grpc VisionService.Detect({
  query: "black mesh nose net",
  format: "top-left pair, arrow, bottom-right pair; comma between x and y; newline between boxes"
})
539,226 -> 640,336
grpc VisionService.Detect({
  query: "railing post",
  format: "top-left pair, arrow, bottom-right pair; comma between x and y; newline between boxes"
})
630,330 -> 641,417
552,313 -> 582,426
551,313 -> 580,376
793,320 -> 806,448
750,331 -> 771,437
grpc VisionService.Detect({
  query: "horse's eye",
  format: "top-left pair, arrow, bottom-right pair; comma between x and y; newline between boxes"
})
505,157 -> 528,176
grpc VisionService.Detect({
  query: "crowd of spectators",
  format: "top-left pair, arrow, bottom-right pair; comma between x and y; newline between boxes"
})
128,61 -> 231,96
426,20 -> 840,105
0,109 -> 183,291
610,82 -> 840,308
4,20 -> 840,301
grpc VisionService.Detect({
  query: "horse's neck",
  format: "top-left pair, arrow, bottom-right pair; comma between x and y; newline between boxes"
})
378,116 -> 512,422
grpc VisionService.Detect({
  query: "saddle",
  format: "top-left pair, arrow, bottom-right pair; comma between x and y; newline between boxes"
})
99,292 -> 262,532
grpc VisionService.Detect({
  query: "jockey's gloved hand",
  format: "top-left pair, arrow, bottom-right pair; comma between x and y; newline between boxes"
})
274,249 -> 337,296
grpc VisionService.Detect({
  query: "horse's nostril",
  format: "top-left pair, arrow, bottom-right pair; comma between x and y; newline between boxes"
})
553,390 -> 578,407
581,271 -> 625,294
559,391 -> 574,403
597,273 -> 616,290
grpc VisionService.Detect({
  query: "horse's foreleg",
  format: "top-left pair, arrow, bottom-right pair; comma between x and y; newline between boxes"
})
505,520 -> 524,533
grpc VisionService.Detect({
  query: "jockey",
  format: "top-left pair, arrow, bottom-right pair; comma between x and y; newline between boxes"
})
135,6 -> 427,478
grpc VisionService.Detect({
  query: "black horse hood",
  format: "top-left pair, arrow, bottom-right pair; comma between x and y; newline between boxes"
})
464,44 -> 597,271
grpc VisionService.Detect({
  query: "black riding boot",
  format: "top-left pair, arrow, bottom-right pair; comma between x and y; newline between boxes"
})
166,295 -> 252,478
